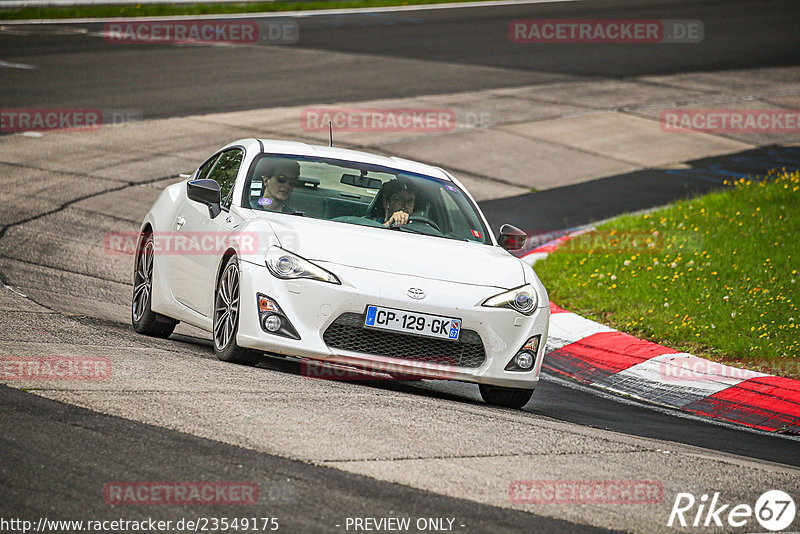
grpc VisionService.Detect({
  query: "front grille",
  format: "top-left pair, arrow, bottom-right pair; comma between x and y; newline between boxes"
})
323,313 -> 486,368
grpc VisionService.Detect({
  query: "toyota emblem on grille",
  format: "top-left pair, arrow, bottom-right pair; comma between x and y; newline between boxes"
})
407,288 -> 425,300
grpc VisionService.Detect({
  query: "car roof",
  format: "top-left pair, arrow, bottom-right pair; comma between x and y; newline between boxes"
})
251,139 -> 453,181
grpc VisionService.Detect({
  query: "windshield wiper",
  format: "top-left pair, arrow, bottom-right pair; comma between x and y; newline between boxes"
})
396,225 -> 452,238
386,224 -> 423,235
385,224 -> 474,242
404,226 -> 433,235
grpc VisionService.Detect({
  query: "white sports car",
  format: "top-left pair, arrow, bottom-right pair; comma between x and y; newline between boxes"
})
132,139 -> 549,408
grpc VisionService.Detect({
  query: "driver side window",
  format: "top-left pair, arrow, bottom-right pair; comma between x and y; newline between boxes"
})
207,148 -> 244,210
195,154 -> 219,181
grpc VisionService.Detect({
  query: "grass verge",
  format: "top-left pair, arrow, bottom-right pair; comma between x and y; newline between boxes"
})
0,0 -> 485,21
535,169 -> 799,379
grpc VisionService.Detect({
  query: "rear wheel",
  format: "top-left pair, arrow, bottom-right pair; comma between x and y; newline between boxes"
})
132,232 -> 178,338
213,256 -> 259,366
479,384 -> 534,409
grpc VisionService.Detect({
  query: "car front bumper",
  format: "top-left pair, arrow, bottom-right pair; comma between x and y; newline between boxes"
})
236,260 -> 549,389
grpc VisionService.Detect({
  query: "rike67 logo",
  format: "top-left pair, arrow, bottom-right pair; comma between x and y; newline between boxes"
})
668,490 -> 796,531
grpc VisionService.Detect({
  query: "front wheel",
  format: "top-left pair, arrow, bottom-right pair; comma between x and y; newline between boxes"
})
213,256 -> 259,366
479,384 -> 534,409
132,232 -> 178,338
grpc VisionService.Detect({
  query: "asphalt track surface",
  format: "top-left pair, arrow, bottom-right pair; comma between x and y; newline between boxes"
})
2,0 -> 800,531
1,384 -> 612,533
481,145 -> 800,231
0,0 -> 798,118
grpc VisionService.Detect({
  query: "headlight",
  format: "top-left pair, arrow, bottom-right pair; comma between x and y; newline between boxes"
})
482,284 -> 538,315
266,247 -> 340,284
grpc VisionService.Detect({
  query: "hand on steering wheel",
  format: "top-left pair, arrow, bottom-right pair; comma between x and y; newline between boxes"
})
384,210 -> 410,227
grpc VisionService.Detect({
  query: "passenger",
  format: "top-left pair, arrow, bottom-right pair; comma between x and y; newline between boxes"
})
376,179 -> 416,227
257,158 -> 300,213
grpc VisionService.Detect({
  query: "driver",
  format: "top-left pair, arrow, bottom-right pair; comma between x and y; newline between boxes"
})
377,179 -> 416,227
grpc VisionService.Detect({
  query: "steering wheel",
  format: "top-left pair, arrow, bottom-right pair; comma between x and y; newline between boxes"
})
407,215 -> 441,232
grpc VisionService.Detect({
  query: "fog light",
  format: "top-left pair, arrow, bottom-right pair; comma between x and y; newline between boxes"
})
515,351 -> 534,370
256,293 -> 301,339
505,335 -> 541,371
263,315 -> 282,332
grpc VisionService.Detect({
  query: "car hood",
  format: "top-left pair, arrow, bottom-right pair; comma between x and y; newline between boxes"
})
263,216 -> 524,289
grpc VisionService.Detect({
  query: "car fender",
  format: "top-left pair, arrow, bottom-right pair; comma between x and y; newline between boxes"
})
138,180 -> 190,317
523,262 -> 549,310
234,214 -> 283,267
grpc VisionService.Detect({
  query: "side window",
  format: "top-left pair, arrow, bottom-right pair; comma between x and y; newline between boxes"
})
207,149 -> 244,209
195,154 -> 219,181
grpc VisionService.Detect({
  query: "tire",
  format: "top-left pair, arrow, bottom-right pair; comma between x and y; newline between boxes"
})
479,384 -> 534,409
213,256 -> 259,366
132,232 -> 178,338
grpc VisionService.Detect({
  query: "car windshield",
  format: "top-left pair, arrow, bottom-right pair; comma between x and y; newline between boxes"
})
241,154 -> 491,244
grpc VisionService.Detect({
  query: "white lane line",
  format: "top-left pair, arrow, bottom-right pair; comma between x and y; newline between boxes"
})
0,25 -> 89,35
3,285 -> 29,298
1,0 -> 583,24
0,60 -> 37,69
595,353 -> 768,409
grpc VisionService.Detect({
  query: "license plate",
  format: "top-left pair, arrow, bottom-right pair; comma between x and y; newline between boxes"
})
364,305 -> 461,341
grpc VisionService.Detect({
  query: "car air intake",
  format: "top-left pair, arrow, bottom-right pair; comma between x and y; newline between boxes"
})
323,313 -> 486,368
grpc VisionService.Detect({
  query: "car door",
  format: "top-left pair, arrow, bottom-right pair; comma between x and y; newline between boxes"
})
169,148 -> 245,317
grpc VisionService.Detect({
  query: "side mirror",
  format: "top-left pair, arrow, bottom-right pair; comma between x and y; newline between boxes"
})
187,179 -> 222,218
498,224 -> 526,251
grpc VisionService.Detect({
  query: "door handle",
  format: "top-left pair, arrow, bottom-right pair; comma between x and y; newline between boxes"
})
175,216 -> 186,229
